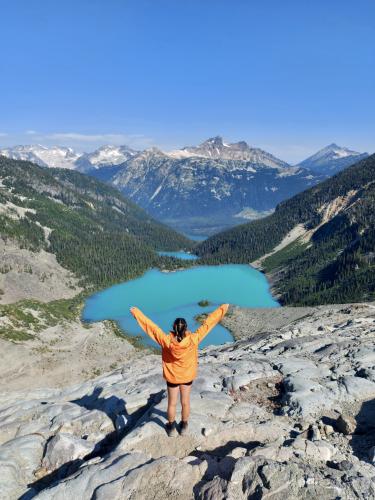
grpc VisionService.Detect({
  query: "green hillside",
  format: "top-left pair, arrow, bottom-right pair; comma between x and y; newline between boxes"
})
196,154 -> 375,305
0,156 -> 194,289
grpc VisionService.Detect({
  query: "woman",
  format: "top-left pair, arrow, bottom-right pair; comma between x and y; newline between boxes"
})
130,303 -> 229,437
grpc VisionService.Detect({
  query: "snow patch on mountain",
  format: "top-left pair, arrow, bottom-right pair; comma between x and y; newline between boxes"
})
170,136 -> 290,169
298,143 -> 368,174
76,145 -> 138,171
150,184 -> 163,201
0,145 -> 81,169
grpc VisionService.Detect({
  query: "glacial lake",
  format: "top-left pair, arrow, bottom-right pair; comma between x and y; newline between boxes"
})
157,250 -> 199,260
83,252 -> 279,349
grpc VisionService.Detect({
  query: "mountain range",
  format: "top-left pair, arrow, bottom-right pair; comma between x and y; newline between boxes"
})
196,153 -> 375,305
0,139 -> 368,235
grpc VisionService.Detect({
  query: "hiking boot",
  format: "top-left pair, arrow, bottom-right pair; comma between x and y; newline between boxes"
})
165,421 -> 178,437
179,420 -> 189,436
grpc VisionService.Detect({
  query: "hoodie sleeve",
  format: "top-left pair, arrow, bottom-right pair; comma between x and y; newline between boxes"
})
130,307 -> 168,347
194,304 -> 229,344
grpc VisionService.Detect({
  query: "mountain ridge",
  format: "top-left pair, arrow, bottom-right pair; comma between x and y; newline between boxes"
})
0,156 -> 193,292
195,153 -> 375,305
1,138 -> 367,172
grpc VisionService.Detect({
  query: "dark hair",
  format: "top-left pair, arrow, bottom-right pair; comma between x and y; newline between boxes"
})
173,317 -> 187,342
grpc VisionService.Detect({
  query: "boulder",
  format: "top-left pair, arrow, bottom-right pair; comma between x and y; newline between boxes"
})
335,414 -> 357,435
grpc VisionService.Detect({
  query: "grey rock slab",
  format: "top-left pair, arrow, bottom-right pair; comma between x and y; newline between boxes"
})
42,433 -> 96,472
341,375 -> 375,400
276,358 -> 330,379
282,374 -> 334,417
191,391 -> 232,418
35,451 -> 150,500
94,455 -> 202,500
223,368 -> 275,391
250,436 -> 335,463
0,433 -> 44,499
226,401 -> 269,421
54,409 -> 114,440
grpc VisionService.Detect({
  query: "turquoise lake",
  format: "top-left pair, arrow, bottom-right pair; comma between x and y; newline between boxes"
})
157,250 -> 199,260
83,252 -> 279,349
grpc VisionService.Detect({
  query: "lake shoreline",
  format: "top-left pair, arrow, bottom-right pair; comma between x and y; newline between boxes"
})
83,256 -> 279,349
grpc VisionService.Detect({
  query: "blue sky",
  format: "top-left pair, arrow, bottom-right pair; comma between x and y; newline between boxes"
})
0,0 -> 374,163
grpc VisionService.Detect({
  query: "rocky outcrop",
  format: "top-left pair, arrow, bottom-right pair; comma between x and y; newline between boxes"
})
1,302 -> 375,498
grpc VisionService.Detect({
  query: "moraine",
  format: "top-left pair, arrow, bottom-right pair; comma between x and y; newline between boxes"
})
83,252 -> 279,348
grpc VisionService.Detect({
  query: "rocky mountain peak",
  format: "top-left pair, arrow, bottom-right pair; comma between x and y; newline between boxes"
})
175,137 -> 289,168
140,146 -> 166,158
298,143 -> 368,174
202,135 -> 226,146
75,144 -> 138,172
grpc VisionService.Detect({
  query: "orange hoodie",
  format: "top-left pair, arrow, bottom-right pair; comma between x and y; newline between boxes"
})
130,304 -> 229,384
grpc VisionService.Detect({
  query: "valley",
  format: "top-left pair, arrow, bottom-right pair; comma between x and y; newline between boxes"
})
0,143 -> 374,500
196,153 -> 375,306
3,3 -> 374,498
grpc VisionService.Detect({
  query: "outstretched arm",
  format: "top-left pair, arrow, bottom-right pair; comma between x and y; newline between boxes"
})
194,304 -> 229,343
130,307 -> 168,347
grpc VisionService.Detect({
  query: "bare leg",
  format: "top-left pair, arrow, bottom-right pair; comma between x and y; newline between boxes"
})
179,383 -> 192,422
167,385 -> 179,423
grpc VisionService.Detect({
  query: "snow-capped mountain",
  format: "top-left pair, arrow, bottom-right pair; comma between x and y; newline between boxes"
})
0,145 -> 81,170
168,136 -> 289,168
74,145 -> 139,173
106,138 -> 322,233
298,143 -> 368,175
1,138 -> 367,234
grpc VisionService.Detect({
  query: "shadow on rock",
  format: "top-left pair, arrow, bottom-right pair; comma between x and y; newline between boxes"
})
191,440 -> 260,497
21,387 -> 165,498
350,397 -> 375,463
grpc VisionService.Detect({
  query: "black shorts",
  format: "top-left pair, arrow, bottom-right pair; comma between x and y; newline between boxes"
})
166,380 -> 193,388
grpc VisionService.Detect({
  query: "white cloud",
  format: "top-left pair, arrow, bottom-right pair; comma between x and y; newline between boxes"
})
25,130 -> 37,135
0,132 -> 8,137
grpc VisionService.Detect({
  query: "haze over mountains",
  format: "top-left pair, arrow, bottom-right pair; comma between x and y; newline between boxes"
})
0,138 -> 368,235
